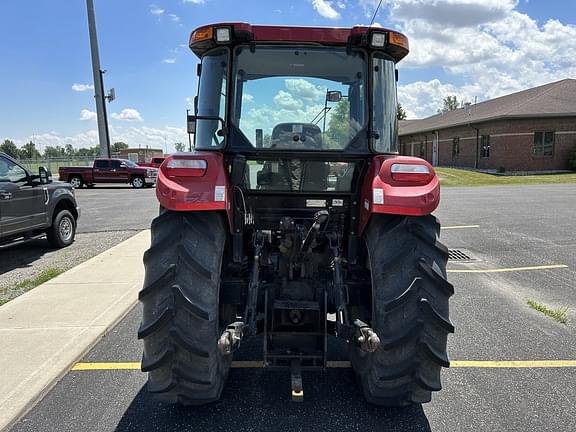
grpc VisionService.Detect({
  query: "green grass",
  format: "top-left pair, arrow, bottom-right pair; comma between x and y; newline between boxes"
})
436,167 -> 576,187
0,268 -> 67,308
15,268 -> 66,290
527,299 -> 569,324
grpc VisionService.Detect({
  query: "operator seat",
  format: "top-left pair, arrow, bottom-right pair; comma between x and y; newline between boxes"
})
257,123 -> 329,191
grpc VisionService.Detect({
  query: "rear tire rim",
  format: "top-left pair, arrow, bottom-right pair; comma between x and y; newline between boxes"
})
70,178 -> 81,188
59,217 -> 73,242
133,177 -> 144,188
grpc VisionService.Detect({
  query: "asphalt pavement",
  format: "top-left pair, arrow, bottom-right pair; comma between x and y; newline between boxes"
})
8,183 -> 576,432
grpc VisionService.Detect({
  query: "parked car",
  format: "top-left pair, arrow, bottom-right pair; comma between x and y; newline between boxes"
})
59,158 -> 157,188
139,157 -> 166,169
0,152 -> 79,248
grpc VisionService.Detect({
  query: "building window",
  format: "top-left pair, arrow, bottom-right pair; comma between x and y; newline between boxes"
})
481,135 -> 490,158
452,137 -> 460,158
533,131 -> 554,156
419,142 -> 426,158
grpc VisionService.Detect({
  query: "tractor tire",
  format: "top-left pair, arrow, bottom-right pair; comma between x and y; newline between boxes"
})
138,210 -> 231,405
350,214 -> 454,406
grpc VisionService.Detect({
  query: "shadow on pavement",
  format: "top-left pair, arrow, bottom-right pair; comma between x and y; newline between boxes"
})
115,368 -> 432,432
0,238 -> 52,275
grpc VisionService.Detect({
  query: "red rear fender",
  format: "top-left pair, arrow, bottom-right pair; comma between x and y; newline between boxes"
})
359,155 -> 440,234
156,152 -> 232,225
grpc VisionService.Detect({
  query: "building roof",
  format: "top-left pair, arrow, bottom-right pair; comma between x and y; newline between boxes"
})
399,78 -> 576,136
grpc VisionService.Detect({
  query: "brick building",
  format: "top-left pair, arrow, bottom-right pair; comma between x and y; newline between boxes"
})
398,79 -> 576,171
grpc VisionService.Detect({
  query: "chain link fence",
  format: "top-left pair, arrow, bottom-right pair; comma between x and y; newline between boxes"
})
17,156 -> 96,175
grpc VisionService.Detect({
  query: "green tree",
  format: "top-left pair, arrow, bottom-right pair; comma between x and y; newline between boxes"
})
43,145 -> 65,158
0,139 -> 20,158
325,99 -> 350,149
64,143 -> 76,156
77,146 -> 100,156
438,95 -> 459,113
20,141 -> 41,159
174,142 -> 186,152
397,103 -> 407,120
112,141 -> 129,153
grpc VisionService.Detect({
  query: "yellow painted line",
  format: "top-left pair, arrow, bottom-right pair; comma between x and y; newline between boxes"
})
72,362 -> 141,370
447,264 -> 568,274
441,225 -> 480,230
72,359 -> 576,371
451,360 -> 576,368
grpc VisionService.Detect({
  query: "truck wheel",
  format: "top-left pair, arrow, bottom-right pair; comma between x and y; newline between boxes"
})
138,210 -> 231,405
131,176 -> 145,188
350,214 -> 454,406
69,176 -> 83,188
46,209 -> 76,248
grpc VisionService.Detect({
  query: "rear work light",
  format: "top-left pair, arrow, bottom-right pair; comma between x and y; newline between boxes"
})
166,159 -> 207,177
391,163 -> 432,183
370,32 -> 387,48
215,27 -> 231,43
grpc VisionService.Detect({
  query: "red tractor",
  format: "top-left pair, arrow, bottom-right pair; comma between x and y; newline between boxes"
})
138,23 -> 453,406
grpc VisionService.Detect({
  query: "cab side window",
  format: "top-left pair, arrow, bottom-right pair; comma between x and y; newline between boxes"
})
94,160 -> 109,168
110,160 -> 122,169
0,157 -> 27,183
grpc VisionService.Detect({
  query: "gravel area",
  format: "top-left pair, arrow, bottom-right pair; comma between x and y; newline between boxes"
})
0,230 -> 142,305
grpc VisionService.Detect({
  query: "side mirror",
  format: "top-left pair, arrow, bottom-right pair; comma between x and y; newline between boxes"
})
187,115 -> 197,134
119,163 -> 127,168
39,166 -> 52,184
187,114 -> 226,135
326,91 -> 342,103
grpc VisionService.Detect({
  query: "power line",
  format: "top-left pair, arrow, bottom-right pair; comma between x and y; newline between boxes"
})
369,0 -> 383,26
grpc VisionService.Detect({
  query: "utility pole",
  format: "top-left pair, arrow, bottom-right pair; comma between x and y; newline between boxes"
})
86,0 -> 111,157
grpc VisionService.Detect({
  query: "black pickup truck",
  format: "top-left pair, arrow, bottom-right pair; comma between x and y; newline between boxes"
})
0,152 -> 80,248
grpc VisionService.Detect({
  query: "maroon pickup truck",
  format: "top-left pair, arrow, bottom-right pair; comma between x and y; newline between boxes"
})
59,158 -> 157,188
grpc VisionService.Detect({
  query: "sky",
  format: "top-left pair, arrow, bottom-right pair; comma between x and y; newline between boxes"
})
0,0 -> 575,153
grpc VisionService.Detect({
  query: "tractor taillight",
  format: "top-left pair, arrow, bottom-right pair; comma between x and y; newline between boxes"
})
166,159 -> 207,177
390,163 -> 432,183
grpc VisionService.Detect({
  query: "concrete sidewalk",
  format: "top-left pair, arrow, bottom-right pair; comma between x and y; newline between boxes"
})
0,230 -> 150,431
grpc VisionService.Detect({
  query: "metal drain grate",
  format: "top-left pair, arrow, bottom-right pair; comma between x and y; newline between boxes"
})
449,249 -> 472,261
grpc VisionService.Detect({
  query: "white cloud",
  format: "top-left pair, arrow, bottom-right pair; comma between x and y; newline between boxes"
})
311,0 -> 341,20
274,90 -> 303,111
72,83 -> 94,92
242,93 -> 254,103
162,58 -> 176,64
391,0 -> 517,28
169,14 -> 180,22
183,0 -> 205,4
149,4 -> 164,15
387,0 -> 576,118
79,109 -> 97,121
285,79 -> 325,101
398,79 -> 475,119
111,108 -> 144,122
